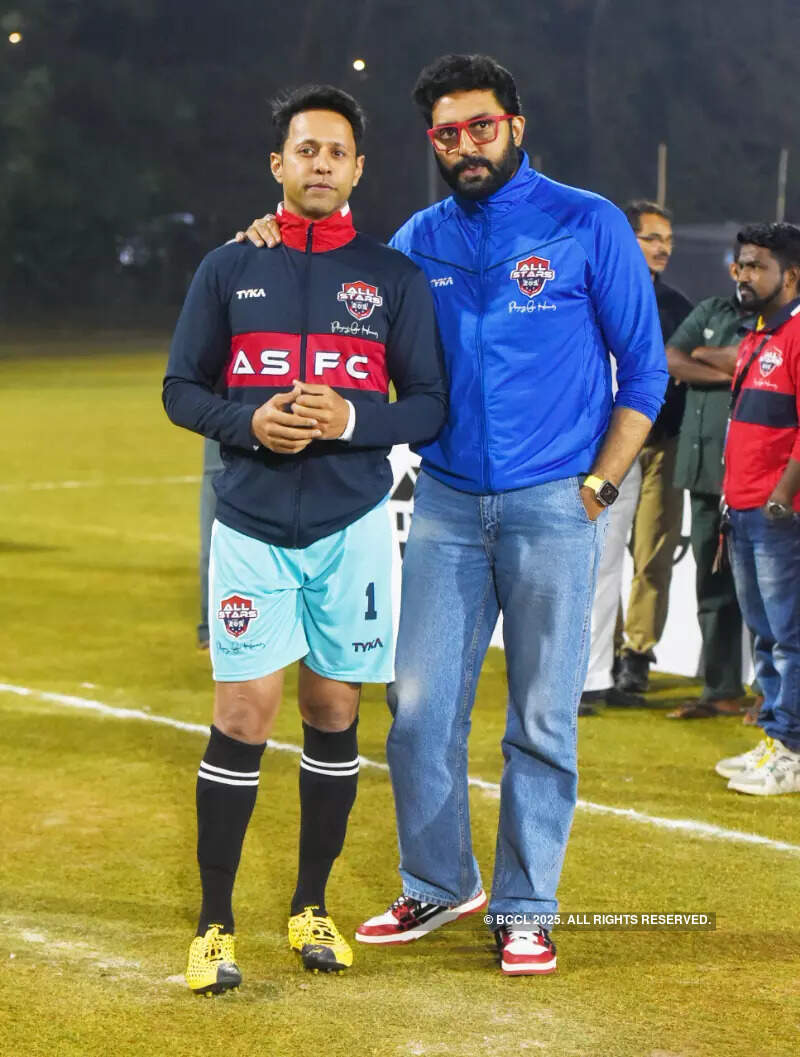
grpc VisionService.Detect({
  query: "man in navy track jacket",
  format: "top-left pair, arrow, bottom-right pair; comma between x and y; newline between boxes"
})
243,55 -> 667,977
165,85 -> 446,993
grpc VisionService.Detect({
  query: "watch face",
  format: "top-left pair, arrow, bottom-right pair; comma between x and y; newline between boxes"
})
597,481 -> 619,506
767,501 -> 792,519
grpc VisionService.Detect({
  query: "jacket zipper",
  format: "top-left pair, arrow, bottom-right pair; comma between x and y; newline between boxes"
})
475,211 -> 490,491
292,223 -> 314,547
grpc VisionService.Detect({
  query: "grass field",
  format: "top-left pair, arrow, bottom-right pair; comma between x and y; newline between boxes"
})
2,336 -> 799,1057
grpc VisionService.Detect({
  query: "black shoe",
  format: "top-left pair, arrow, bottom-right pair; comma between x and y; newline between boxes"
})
611,652 -> 623,684
616,650 -> 652,693
604,686 -> 646,708
579,690 -> 603,716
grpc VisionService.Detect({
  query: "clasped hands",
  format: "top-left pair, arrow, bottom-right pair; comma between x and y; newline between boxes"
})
251,381 -> 350,454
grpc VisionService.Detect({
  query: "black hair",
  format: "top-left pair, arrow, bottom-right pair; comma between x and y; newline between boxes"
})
412,54 -> 521,126
623,200 -> 672,233
736,222 -> 800,274
271,84 -> 366,151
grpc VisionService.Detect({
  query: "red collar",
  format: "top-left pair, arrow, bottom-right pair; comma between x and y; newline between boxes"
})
276,203 -> 356,252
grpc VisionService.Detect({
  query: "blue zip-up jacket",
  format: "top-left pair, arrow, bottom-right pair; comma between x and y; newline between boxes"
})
390,153 -> 668,493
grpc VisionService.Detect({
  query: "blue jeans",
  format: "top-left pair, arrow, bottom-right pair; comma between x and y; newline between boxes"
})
386,471 -> 607,917
728,508 -> 800,751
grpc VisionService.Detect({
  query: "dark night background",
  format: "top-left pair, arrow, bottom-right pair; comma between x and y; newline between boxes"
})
1,0 -> 798,321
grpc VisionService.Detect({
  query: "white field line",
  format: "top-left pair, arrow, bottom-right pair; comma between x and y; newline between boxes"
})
6,516 -> 192,549
3,682 -> 800,857
6,924 -> 143,976
0,475 -> 201,493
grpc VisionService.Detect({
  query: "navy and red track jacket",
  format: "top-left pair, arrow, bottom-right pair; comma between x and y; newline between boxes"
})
724,297 -> 800,512
163,205 -> 447,548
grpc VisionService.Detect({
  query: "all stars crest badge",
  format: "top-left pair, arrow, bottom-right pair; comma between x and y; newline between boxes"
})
509,255 -> 555,298
759,346 -> 783,377
217,594 -> 258,638
337,280 -> 383,320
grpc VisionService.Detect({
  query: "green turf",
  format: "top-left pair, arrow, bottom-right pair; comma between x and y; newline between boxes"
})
2,340 -> 799,1057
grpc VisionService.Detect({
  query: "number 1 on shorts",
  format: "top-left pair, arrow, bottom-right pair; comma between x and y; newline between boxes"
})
365,582 -> 377,620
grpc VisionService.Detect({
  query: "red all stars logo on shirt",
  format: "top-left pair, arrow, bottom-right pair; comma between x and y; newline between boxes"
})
509,255 -> 556,298
217,594 -> 258,638
759,346 -> 783,377
337,280 -> 383,320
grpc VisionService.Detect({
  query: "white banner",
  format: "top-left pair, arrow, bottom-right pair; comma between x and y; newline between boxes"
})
388,446 -> 751,680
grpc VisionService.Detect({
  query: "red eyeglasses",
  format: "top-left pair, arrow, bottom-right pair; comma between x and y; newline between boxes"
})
427,114 -> 516,153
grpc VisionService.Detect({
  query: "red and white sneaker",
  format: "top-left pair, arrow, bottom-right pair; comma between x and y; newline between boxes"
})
355,890 -> 487,945
495,926 -> 557,976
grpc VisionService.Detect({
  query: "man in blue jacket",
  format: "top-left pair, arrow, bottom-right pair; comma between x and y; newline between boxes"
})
243,55 -> 667,976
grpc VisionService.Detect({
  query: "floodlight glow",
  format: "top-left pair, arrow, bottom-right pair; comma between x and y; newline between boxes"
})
9,32 -> 23,44
352,58 -> 366,72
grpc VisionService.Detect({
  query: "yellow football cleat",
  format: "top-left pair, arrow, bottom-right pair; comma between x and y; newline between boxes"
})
288,906 -> 353,972
186,924 -> 242,995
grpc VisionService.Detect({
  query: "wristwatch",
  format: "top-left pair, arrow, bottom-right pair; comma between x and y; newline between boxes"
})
764,499 -> 793,520
583,474 -> 620,508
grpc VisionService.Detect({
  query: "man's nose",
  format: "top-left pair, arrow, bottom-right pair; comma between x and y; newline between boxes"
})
457,128 -> 480,155
314,153 -> 333,171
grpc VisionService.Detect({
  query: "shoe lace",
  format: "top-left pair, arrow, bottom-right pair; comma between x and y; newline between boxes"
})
307,916 -> 341,946
297,906 -> 344,947
503,926 -> 555,952
754,737 -> 776,769
390,895 -> 423,922
201,924 -> 232,963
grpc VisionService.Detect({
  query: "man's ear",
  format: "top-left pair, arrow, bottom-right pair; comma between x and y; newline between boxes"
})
728,260 -> 739,282
511,115 -> 525,147
785,264 -> 800,296
269,151 -> 284,186
352,154 -> 365,189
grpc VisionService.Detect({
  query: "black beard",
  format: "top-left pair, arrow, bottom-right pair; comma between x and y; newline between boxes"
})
737,275 -> 785,315
437,141 -> 520,200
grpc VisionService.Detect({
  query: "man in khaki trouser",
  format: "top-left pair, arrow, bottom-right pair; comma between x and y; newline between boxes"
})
617,202 -> 693,692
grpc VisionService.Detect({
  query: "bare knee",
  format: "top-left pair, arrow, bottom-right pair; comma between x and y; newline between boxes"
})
298,663 -> 360,731
214,672 -> 283,743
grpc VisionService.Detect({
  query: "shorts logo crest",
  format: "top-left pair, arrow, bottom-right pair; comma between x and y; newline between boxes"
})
759,346 -> 783,377
217,594 -> 258,638
510,255 -> 555,298
337,280 -> 383,320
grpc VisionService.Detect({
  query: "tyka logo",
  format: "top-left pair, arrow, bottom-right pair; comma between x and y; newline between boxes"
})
337,280 -> 383,320
759,346 -> 783,377
235,288 -> 266,299
352,638 -> 384,653
217,594 -> 258,638
509,255 -> 555,298
430,276 -> 454,287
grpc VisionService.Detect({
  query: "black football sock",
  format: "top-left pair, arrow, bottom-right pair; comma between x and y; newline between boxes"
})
291,720 -> 359,917
196,724 -> 265,935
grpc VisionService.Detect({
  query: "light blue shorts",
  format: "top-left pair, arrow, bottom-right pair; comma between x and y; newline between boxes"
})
209,501 -> 394,684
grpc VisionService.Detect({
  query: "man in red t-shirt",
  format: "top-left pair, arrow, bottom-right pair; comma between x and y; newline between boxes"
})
707,223 -> 800,795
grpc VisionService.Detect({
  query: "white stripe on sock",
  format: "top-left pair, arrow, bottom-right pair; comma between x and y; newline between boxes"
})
301,753 -> 359,769
300,761 -> 360,777
196,770 -> 259,787
199,761 -> 260,778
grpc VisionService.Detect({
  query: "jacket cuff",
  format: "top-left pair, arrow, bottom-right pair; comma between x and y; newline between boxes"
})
338,400 -> 356,442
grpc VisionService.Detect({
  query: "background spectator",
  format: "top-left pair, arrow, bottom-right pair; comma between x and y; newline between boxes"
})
616,202 -> 693,693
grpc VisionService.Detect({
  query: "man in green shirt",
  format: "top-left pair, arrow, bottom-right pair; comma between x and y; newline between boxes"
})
664,261 -> 752,717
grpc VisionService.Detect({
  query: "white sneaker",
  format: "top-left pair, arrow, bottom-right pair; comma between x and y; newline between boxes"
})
728,739 -> 800,796
714,737 -> 773,779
